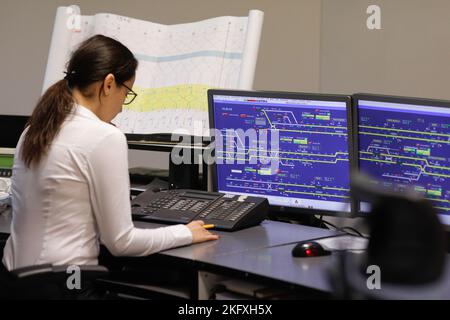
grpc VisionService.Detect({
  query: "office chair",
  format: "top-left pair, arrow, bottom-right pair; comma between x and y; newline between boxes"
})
0,262 -> 109,300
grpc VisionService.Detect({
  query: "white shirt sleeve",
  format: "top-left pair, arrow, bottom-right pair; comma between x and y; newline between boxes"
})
84,130 -> 192,256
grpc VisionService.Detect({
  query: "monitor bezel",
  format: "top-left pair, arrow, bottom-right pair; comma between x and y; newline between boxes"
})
208,89 -> 356,218
353,93 -> 450,220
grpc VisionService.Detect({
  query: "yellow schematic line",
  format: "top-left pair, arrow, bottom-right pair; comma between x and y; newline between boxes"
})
262,110 -> 348,130
359,157 -> 450,178
427,198 -> 450,203
285,190 -> 350,199
225,178 -> 350,191
323,187 -> 350,191
229,148 -> 348,157
360,152 -> 450,178
275,129 -> 347,136
263,110 -> 273,127
359,125 -> 450,138
359,158 -> 397,164
379,153 -> 450,171
402,163 -> 450,179
218,155 -> 349,164
359,131 -> 450,144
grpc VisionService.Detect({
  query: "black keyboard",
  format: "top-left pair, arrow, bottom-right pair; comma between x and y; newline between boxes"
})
131,189 -> 268,231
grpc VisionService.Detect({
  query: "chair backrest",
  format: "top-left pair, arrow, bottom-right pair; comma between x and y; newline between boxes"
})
0,263 -> 109,299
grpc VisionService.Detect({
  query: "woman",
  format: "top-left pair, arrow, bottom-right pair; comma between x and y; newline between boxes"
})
2,35 -> 218,272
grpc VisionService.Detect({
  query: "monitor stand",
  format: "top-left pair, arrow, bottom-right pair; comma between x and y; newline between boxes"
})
268,209 -> 324,228
168,147 -> 208,191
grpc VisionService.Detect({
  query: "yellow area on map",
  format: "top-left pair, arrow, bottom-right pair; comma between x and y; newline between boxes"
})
123,84 -> 212,112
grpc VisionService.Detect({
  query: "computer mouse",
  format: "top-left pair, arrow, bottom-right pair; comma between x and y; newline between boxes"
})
291,241 -> 331,258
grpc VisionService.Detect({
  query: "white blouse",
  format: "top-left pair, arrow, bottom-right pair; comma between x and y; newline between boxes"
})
2,105 -> 192,270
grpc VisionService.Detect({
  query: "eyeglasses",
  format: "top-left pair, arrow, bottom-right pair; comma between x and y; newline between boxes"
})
120,83 -> 138,105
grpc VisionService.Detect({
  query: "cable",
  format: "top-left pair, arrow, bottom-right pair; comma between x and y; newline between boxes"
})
320,219 -> 367,238
339,227 -> 364,237
321,219 -> 339,230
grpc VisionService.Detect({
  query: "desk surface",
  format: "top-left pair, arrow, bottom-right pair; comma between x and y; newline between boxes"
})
199,242 -> 338,292
135,220 -> 338,261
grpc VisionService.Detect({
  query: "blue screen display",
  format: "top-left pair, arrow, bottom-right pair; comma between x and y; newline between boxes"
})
211,94 -> 351,213
357,99 -> 450,223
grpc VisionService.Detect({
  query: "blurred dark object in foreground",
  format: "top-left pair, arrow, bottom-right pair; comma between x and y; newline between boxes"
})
329,173 -> 450,299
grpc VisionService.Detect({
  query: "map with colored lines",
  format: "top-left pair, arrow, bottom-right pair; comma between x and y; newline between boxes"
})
212,95 -> 351,213
43,7 -> 264,136
358,101 -> 450,216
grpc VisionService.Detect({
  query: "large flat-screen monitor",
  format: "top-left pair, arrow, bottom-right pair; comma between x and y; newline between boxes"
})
354,94 -> 450,226
208,90 -> 354,217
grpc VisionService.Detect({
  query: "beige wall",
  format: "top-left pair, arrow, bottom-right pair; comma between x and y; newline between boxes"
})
320,0 -> 450,100
0,0 -> 321,117
0,0 -> 321,168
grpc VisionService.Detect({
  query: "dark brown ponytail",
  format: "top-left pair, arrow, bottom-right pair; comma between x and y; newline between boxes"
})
21,35 -> 138,168
21,80 -> 74,167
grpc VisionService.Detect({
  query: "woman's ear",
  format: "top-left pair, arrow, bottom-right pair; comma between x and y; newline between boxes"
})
102,73 -> 116,96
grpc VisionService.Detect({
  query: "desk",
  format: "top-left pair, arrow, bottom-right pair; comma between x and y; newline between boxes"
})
134,219 -> 338,298
195,243 -> 336,293
0,212 -> 339,299
134,220 -> 337,260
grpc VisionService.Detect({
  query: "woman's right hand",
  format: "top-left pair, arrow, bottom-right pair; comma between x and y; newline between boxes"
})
186,220 -> 219,244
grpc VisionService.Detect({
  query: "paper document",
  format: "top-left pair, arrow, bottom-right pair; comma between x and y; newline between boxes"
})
43,7 -> 264,136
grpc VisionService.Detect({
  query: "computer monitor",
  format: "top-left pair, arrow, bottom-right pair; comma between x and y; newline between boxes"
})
354,93 -> 450,226
208,90 -> 354,217
0,115 -> 28,178
0,115 -> 29,148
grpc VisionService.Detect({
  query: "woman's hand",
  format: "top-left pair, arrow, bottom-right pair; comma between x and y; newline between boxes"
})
186,220 -> 219,244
